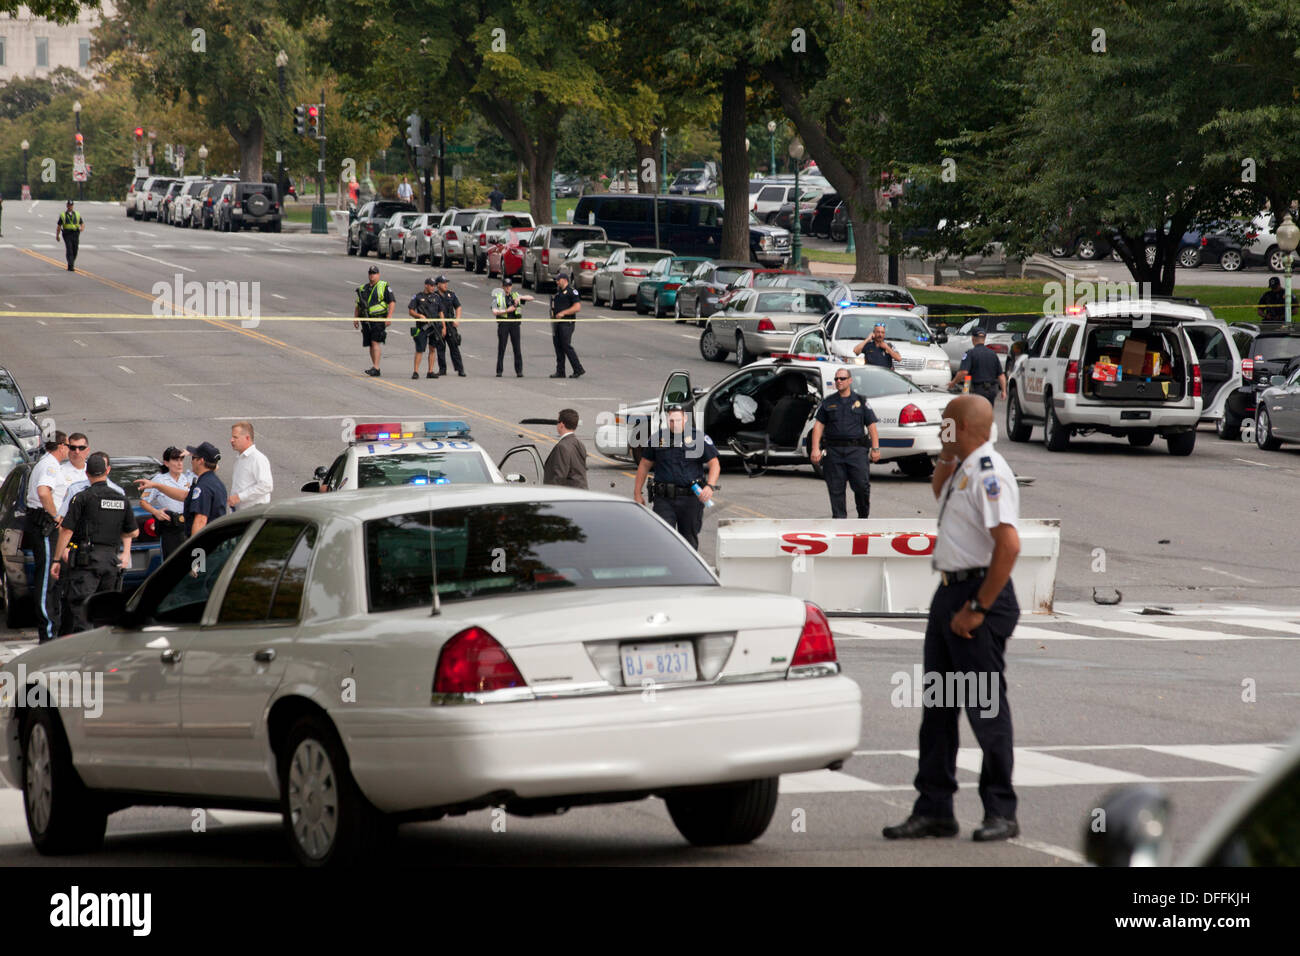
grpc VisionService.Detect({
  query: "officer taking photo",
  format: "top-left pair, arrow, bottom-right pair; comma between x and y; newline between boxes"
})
810,368 -> 880,518
633,405 -> 720,551
50,452 -> 135,634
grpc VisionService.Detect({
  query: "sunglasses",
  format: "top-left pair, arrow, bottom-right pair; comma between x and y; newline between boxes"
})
68,444 -> 88,451
834,376 -> 851,381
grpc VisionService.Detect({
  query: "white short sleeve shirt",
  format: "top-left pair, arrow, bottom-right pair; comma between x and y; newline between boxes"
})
932,441 -> 1019,572
26,452 -> 69,511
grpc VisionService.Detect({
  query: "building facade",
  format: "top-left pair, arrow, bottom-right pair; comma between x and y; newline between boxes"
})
0,2 -> 115,82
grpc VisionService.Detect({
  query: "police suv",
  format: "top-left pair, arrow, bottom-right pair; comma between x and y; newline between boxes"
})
301,419 -> 544,493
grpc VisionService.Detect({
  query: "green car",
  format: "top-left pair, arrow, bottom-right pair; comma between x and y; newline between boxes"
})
635,256 -> 710,318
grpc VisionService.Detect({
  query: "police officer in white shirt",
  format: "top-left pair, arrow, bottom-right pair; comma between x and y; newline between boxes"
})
227,421 -> 272,510
883,395 -> 1022,844
139,446 -> 194,559
59,432 -> 89,489
25,430 -> 70,642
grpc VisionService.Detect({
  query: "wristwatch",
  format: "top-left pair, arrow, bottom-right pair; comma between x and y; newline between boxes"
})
968,598 -> 991,615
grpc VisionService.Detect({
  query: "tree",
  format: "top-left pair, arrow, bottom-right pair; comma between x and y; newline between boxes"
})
0,0 -> 84,20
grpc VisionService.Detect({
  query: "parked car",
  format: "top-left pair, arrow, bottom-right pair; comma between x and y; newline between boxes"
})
485,228 -> 535,279
195,179 -> 237,230
560,240 -> 630,296
464,212 -> 536,274
136,176 -> 178,221
124,176 -> 148,219
1109,225 -> 1204,269
753,182 -> 822,224
767,274 -> 842,297
399,213 -> 441,264
157,181 -> 185,225
829,201 -> 850,242
803,193 -> 842,239
428,207 -> 489,268
552,172 -> 585,198
0,484 -> 859,864
669,165 -> 719,195
1046,226 -> 1113,260
0,366 -> 50,458
591,247 -> 675,309
701,288 -> 831,365
828,282 -> 929,322
376,212 -> 421,260
674,260 -> 755,322
521,224 -> 608,292
940,315 -> 1036,373
215,181 -> 283,233
173,179 -> 208,228
0,420 -> 28,487
788,307 -> 952,388
1222,327 -> 1300,439
634,256 -> 710,317
1202,213 -> 1294,272
772,197 -> 820,233
718,268 -> 805,311
1254,360 -> 1300,451
347,199 -> 418,256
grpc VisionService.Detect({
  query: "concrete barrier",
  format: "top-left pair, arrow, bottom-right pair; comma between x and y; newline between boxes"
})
716,518 -> 1061,615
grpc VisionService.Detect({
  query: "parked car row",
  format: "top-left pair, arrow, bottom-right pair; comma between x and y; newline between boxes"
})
1050,212 -> 1299,272
125,174 -> 284,232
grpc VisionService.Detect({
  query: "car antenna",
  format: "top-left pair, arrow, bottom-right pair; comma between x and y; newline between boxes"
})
428,492 -> 441,617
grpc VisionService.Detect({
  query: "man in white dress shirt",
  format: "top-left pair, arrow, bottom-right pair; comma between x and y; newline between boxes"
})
25,431 -> 70,641
227,421 -> 273,510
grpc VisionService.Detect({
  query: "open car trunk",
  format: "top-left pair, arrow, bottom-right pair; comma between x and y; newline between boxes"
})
1081,323 -> 1186,403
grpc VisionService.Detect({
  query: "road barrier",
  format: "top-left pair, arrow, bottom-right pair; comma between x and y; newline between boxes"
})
716,518 -> 1061,615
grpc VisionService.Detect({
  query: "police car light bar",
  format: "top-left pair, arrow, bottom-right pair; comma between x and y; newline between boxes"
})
353,419 -> 473,442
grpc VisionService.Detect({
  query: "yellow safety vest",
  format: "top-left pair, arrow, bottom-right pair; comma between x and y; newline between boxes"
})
356,280 -> 390,317
59,211 -> 83,231
492,288 -> 521,319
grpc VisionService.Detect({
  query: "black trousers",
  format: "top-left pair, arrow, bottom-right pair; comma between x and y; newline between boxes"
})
496,321 -> 522,374
63,231 -> 80,268
822,445 -> 871,518
653,493 -> 705,550
158,517 -> 188,560
972,382 -> 999,406
913,576 -> 1019,821
435,333 -> 465,374
62,550 -> 123,635
552,320 -> 583,375
26,516 -> 61,642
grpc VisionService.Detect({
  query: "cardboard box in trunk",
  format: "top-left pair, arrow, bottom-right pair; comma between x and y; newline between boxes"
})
1120,336 -> 1148,375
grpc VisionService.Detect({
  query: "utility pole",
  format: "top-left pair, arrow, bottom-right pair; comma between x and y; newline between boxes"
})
312,87 -> 328,233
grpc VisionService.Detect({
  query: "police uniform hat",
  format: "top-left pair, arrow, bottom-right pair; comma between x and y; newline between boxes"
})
502,276 -> 513,286
367,265 -> 380,275
186,441 -> 222,464
971,328 -> 987,340
66,199 -> 75,207
556,271 -> 571,281
85,452 -> 109,477
435,275 -> 448,284
664,403 -> 686,412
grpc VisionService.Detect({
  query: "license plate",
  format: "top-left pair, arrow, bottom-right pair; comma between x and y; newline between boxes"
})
1121,410 -> 1151,420
620,641 -> 697,685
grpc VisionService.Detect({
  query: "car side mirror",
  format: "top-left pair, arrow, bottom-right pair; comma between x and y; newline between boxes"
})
31,396 -> 50,413
85,589 -> 129,629
1083,785 -> 1172,867
506,473 -> 527,483
300,480 -> 321,493
692,387 -> 708,398
314,466 -> 328,481
934,331 -> 948,344
1271,375 -> 1286,387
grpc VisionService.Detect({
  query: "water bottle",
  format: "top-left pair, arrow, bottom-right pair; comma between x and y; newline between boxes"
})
691,482 -> 714,508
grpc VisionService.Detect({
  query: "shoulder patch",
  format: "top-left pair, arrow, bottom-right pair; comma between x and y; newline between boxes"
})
980,456 -> 993,471
983,475 -> 1001,499
191,488 -> 202,499
703,435 -> 715,445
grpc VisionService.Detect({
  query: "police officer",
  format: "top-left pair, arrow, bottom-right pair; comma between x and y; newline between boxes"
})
883,395 -> 1021,843
853,322 -> 901,368
949,329 -> 1006,406
56,199 -> 85,272
353,264 -> 395,377
50,452 -> 135,634
183,441 -> 228,537
26,431 -> 71,642
408,277 -> 442,379
432,275 -> 466,377
633,405 -> 720,550
492,276 -> 532,377
550,271 -> 585,379
810,369 -> 880,518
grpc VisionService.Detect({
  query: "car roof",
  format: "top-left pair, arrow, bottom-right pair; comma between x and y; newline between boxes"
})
1066,300 -> 1214,322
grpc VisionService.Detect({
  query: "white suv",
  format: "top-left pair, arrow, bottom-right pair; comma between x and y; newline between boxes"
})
1005,301 -> 1237,455
752,182 -> 821,224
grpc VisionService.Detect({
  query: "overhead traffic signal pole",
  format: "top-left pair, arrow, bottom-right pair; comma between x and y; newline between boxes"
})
313,91 -> 327,233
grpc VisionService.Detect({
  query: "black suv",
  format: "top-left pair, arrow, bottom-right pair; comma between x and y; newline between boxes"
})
347,200 -> 418,257
1222,326 -> 1300,438
215,181 -> 282,233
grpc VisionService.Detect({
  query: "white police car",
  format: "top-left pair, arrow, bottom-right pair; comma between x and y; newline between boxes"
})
301,419 -> 544,493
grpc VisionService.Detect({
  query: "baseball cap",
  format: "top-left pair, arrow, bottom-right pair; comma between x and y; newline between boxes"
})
186,441 -> 222,464
86,453 -> 109,477
556,271 -> 571,281
368,265 -> 380,275
664,403 -> 686,412
435,275 -> 448,284
502,276 -> 513,285
972,328 -> 987,338
424,277 -> 437,286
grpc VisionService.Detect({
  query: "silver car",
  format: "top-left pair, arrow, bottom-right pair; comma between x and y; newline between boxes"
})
431,207 -> 490,268
521,224 -> 607,292
463,212 -> 536,274
400,213 -> 440,264
378,212 -> 422,260
173,179 -> 208,227
561,240 -> 630,296
135,176 -> 177,220
702,288 -> 831,365
591,248 -> 673,309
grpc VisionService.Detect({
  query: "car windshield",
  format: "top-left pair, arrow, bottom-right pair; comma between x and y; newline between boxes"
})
110,461 -> 165,503
0,375 -> 25,415
836,312 -> 932,342
849,366 -> 922,397
675,170 -> 704,184
1251,337 -> 1300,361
840,288 -> 914,306
356,453 -> 492,487
550,228 -> 602,247
755,291 -> 830,313
366,500 -> 715,611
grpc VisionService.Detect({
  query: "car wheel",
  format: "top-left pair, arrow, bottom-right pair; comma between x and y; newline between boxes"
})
699,326 -> 726,362
463,249 -> 474,271
1219,249 -> 1243,272
674,297 -> 684,323
1256,407 -> 1282,450
272,220 -> 282,234
736,333 -> 754,366
475,254 -> 486,274
1006,386 -> 1032,442
1043,393 -> 1070,451
1167,430 -> 1196,456
1215,415 -> 1240,440
1127,430 -> 1155,447
1178,246 -> 1201,269
1076,238 -> 1100,260
346,234 -> 356,256
592,281 -> 602,307
1144,244 -> 1158,267
635,296 -> 648,315
897,454 -> 935,479
665,777 -> 779,847
22,709 -> 108,855
655,296 -> 667,319
441,249 -> 451,270
280,716 -> 393,868
1048,243 -> 1072,258
611,290 -> 623,310
1268,246 -> 1289,273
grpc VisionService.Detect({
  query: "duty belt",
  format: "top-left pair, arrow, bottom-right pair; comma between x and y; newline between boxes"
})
652,481 -> 701,498
938,567 -> 987,586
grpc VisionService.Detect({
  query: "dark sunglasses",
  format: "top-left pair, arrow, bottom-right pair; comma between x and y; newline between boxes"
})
834,375 -> 851,381
67,444 -> 88,451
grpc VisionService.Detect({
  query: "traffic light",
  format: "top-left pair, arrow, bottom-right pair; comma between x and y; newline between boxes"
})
134,127 -> 143,141
306,104 -> 320,138
293,104 -> 307,136
406,113 -> 424,149
74,132 -> 84,147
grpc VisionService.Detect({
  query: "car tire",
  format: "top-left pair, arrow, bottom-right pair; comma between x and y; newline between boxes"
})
463,249 -> 474,272
674,298 -> 684,323
1076,238 -> 1100,260
665,777 -> 779,847
1006,386 -> 1032,442
655,296 -> 667,319
1143,244 -> 1158,267
1257,407 -> 1282,450
280,716 -> 393,868
1127,430 -> 1156,447
1178,246 -> 1201,269
1215,415 -> 1240,440
1043,393 -> 1070,451
699,326 -> 726,362
592,282 -> 602,307
346,235 -> 356,256
22,709 -> 108,855
897,454 -> 935,479
611,291 -> 623,310
635,296 -> 648,315
1267,246 -> 1289,273
441,249 -> 451,270
735,333 -> 754,366
475,254 -> 486,274
3,568 -> 30,630
1219,249 -> 1243,272
1166,430 -> 1196,456
1048,243 -> 1072,259
272,220 -> 282,234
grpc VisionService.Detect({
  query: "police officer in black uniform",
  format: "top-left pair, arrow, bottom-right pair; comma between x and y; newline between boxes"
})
51,452 -> 135,634
633,405 -> 721,550
408,277 -> 442,379
854,322 -> 902,368
810,369 -> 880,518
550,272 -> 586,379
950,329 -> 1006,407
432,275 -> 466,377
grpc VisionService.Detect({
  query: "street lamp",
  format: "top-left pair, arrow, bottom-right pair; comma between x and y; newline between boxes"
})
21,139 -> 29,198
1278,213 -> 1300,323
198,144 -> 207,177
767,120 -> 776,178
275,50 -> 289,200
660,127 -> 668,195
147,129 -> 156,170
788,136 -> 804,268
72,100 -> 82,200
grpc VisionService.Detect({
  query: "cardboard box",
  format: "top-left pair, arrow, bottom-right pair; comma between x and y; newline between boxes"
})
1120,337 -> 1148,375
1142,351 -> 1163,376
1091,361 -> 1119,382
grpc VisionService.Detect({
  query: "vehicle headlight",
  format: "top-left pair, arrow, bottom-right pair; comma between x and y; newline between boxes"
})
926,359 -> 950,370
760,237 -> 773,249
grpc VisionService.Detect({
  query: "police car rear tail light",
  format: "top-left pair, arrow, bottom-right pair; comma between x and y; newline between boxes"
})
1192,364 -> 1202,398
757,318 -> 777,332
623,268 -> 648,277
788,603 -> 838,677
1066,305 -> 1086,315
433,627 -> 528,696
1064,359 -> 1081,394
899,404 -> 926,426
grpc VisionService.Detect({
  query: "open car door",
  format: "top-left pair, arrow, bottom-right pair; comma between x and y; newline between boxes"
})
497,444 -> 545,484
790,326 -> 831,358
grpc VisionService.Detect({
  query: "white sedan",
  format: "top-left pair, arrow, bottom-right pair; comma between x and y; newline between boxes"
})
596,356 -> 970,479
0,485 -> 860,865
940,315 -> 1035,373
806,307 -> 953,389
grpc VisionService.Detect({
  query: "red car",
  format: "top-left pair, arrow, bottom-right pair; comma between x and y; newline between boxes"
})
486,228 -> 534,279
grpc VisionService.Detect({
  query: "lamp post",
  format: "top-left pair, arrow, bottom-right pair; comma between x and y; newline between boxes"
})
1278,213 -> 1300,323
275,50 -> 288,200
744,138 -> 750,178
72,100 -> 83,201
147,130 -> 156,171
198,144 -> 208,177
788,136 -> 804,269
21,139 -> 30,197
767,120 -> 776,177
660,127 -> 668,195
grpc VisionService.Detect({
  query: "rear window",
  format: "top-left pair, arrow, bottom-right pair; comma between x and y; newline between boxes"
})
452,212 -> 478,227
625,249 -> 671,264
1251,336 -> 1300,361
240,183 -> 274,197
489,215 -> 533,230
713,267 -> 745,284
109,460 -> 165,503
550,227 -> 604,248
756,291 -> 829,313
356,452 -> 492,488
365,501 -> 715,611
372,201 -> 414,218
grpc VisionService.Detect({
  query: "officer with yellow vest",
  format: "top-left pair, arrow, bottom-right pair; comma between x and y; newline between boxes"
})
353,264 -> 395,377
55,199 -> 84,272
492,276 -> 534,377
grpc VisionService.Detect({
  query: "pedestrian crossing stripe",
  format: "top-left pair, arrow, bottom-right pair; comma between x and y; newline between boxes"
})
832,618 -> 1300,641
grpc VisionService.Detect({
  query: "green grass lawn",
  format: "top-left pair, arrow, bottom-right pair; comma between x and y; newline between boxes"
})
283,205 -> 315,224
501,197 -> 579,219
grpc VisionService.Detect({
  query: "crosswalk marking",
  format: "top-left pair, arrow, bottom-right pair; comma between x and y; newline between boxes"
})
779,770 -> 888,793
1142,744 -> 1285,774
831,615 -> 1300,642
965,749 -> 1148,786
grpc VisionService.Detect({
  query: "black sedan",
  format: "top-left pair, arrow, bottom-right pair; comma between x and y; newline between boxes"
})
673,259 -> 755,323
346,199 -> 418,257
1222,328 -> 1300,439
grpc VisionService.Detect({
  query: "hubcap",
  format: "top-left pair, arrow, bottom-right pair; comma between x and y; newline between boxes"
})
288,738 -> 339,860
25,724 -> 53,835
1259,411 -> 1269,444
